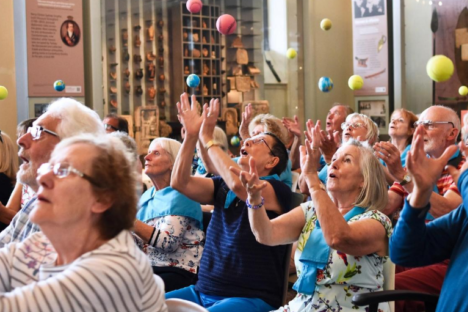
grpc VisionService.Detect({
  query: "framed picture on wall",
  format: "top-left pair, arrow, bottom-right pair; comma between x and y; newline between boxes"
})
355,96 -> 389,135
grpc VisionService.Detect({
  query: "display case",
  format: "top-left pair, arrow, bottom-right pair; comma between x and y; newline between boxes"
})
170,2 -> 225,115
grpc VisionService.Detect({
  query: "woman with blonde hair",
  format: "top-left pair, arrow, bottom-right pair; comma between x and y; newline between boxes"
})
233,120 -> 392,312
0,131 -> 18,208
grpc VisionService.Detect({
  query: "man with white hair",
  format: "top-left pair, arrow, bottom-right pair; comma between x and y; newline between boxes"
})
0,98 -> 104,247
384,105 -> 464,312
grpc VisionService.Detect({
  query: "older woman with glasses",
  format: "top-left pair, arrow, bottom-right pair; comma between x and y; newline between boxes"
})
234,119 -> 392,312
0,134 -> 166,311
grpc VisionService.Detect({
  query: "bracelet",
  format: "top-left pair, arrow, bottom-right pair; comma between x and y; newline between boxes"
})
205,140 -> 219,151
246,197 -> 264,209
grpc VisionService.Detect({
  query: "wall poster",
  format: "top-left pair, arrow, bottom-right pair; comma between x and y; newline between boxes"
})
26,0 -> 85,97
351,0 -> 389,96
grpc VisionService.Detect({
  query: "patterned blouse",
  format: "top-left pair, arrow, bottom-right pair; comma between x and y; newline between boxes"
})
134,215 -> 205,274
274,202 -> 393,312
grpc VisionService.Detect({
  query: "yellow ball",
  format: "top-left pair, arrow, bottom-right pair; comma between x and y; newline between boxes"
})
0,86 -> 8,100
459,86 -> 468,96
320,18 -> 332,31
426,55 -> 454,82
348,75 -> 364,90
286,48 -> 297,59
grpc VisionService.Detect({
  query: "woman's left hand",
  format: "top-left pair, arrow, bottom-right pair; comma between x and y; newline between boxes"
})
230,157 -> 267,202
373,142 -> 405,178
300,119 -> 323,174
199,98 -> 220,146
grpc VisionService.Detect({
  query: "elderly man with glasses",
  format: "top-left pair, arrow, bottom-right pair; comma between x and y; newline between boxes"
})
0,98 -> 104,247
384,105 -> 464,312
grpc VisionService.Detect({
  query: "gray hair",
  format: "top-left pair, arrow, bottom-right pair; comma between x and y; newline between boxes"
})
346,113 -> 379,144
425,105 -> 461,141
149,138 -> 181,164
339,139 -> 388,212
248,113 -> 289,146
44,98 -> 105,139
52,134 -> 137,239
213,126 -> 228,152
108,132 -> 138,165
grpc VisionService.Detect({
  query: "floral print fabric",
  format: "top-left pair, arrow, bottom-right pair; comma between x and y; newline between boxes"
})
134,215 -> 205,273
274,202 -> 393,312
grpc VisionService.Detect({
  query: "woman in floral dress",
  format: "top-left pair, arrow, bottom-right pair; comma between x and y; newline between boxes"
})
233,120 -> 392,312
133,138 -> 205,292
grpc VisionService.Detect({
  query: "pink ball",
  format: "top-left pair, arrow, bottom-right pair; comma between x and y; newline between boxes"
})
216,14 -> 237,35
186,0 -> 202,14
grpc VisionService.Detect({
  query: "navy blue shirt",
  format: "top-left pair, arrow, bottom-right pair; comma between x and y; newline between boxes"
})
196,176 -> 293,308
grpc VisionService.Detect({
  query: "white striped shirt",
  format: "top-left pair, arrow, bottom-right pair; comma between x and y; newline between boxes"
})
0,230 -> 167,312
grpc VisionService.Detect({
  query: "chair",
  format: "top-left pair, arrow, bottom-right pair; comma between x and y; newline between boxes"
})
166,299 -> 209,312
351,260 -> 439,312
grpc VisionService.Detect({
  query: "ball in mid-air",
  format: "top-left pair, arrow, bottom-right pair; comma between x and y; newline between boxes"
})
230,135 -> 240,147
426,55 -> 454,82
0,86 -> 8,100
348,75 -> 364,90
186,0 -> 203,14
186,74 -> 200,88
318,77 -> 334,93
320,18 -> 332,31
286,48 -> 297,59
54,80 -> 65,92
216,14 -> 237,35
459,86 -> 468,96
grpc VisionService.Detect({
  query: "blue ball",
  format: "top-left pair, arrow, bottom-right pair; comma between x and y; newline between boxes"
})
54,80 -> 65,92
230,135 -> 240,147
318,77 -> 333,93
186,74 -> 200,88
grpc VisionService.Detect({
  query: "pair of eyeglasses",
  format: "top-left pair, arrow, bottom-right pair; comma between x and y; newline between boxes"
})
390,117 -> 405,124
37,163 -> 98,186
244,137 -> 276,156
341,122 -> 367,130
104,123 -> 119,131
413,120 -> 454,130
27,126 -> 59,141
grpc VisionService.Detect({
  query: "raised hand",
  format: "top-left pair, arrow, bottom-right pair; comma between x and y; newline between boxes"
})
373,141 -> 405,179
176,93 -> 205,138
239,103 -> 253,140
320,129 -> 340,164
446,140 -> 468,185
301,119 -> 323,174
406,125 -> 457,207
282,116 -> 302,138
230,157 -> 267,202
199,98 -> 220,146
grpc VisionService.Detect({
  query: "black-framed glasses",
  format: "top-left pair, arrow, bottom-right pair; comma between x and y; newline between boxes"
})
37,163 -> 98,186
341,122 -> 367,130
245,137 -> 276,156
104,123 -> 119,131
27,126 -> 59,140
414,120 -> 455,130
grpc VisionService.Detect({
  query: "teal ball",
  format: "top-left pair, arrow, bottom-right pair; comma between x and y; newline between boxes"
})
318,77 -> 333,93
54,80 -> 65,92
230,135 -> 240,147
186,74 -> 200,88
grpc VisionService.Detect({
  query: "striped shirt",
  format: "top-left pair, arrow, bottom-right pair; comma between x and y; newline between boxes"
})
0,230 -> 167,312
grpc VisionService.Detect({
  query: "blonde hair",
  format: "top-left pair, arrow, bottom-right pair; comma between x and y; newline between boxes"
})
0,131 -> 18,182
248,114 -> 289,146
213,126 -> 228,152
341,140 -> 388,211
346,113 -> 379,144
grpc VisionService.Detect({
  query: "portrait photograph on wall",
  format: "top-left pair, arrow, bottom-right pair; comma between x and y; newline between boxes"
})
60,19 -> 81,47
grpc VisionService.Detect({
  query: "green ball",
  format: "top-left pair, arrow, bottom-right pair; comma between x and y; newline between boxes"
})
348,75 -> 364,90
459,86 -> 468,96
0,86 -> 8,100
426,55 -> 454,82
286,48 -> 297,59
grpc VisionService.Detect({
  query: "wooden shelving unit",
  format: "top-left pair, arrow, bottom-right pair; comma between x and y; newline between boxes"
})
170,2 -> 225,116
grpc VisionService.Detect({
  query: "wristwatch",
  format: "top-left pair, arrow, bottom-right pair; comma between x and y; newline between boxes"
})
399,174 -> 412,186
